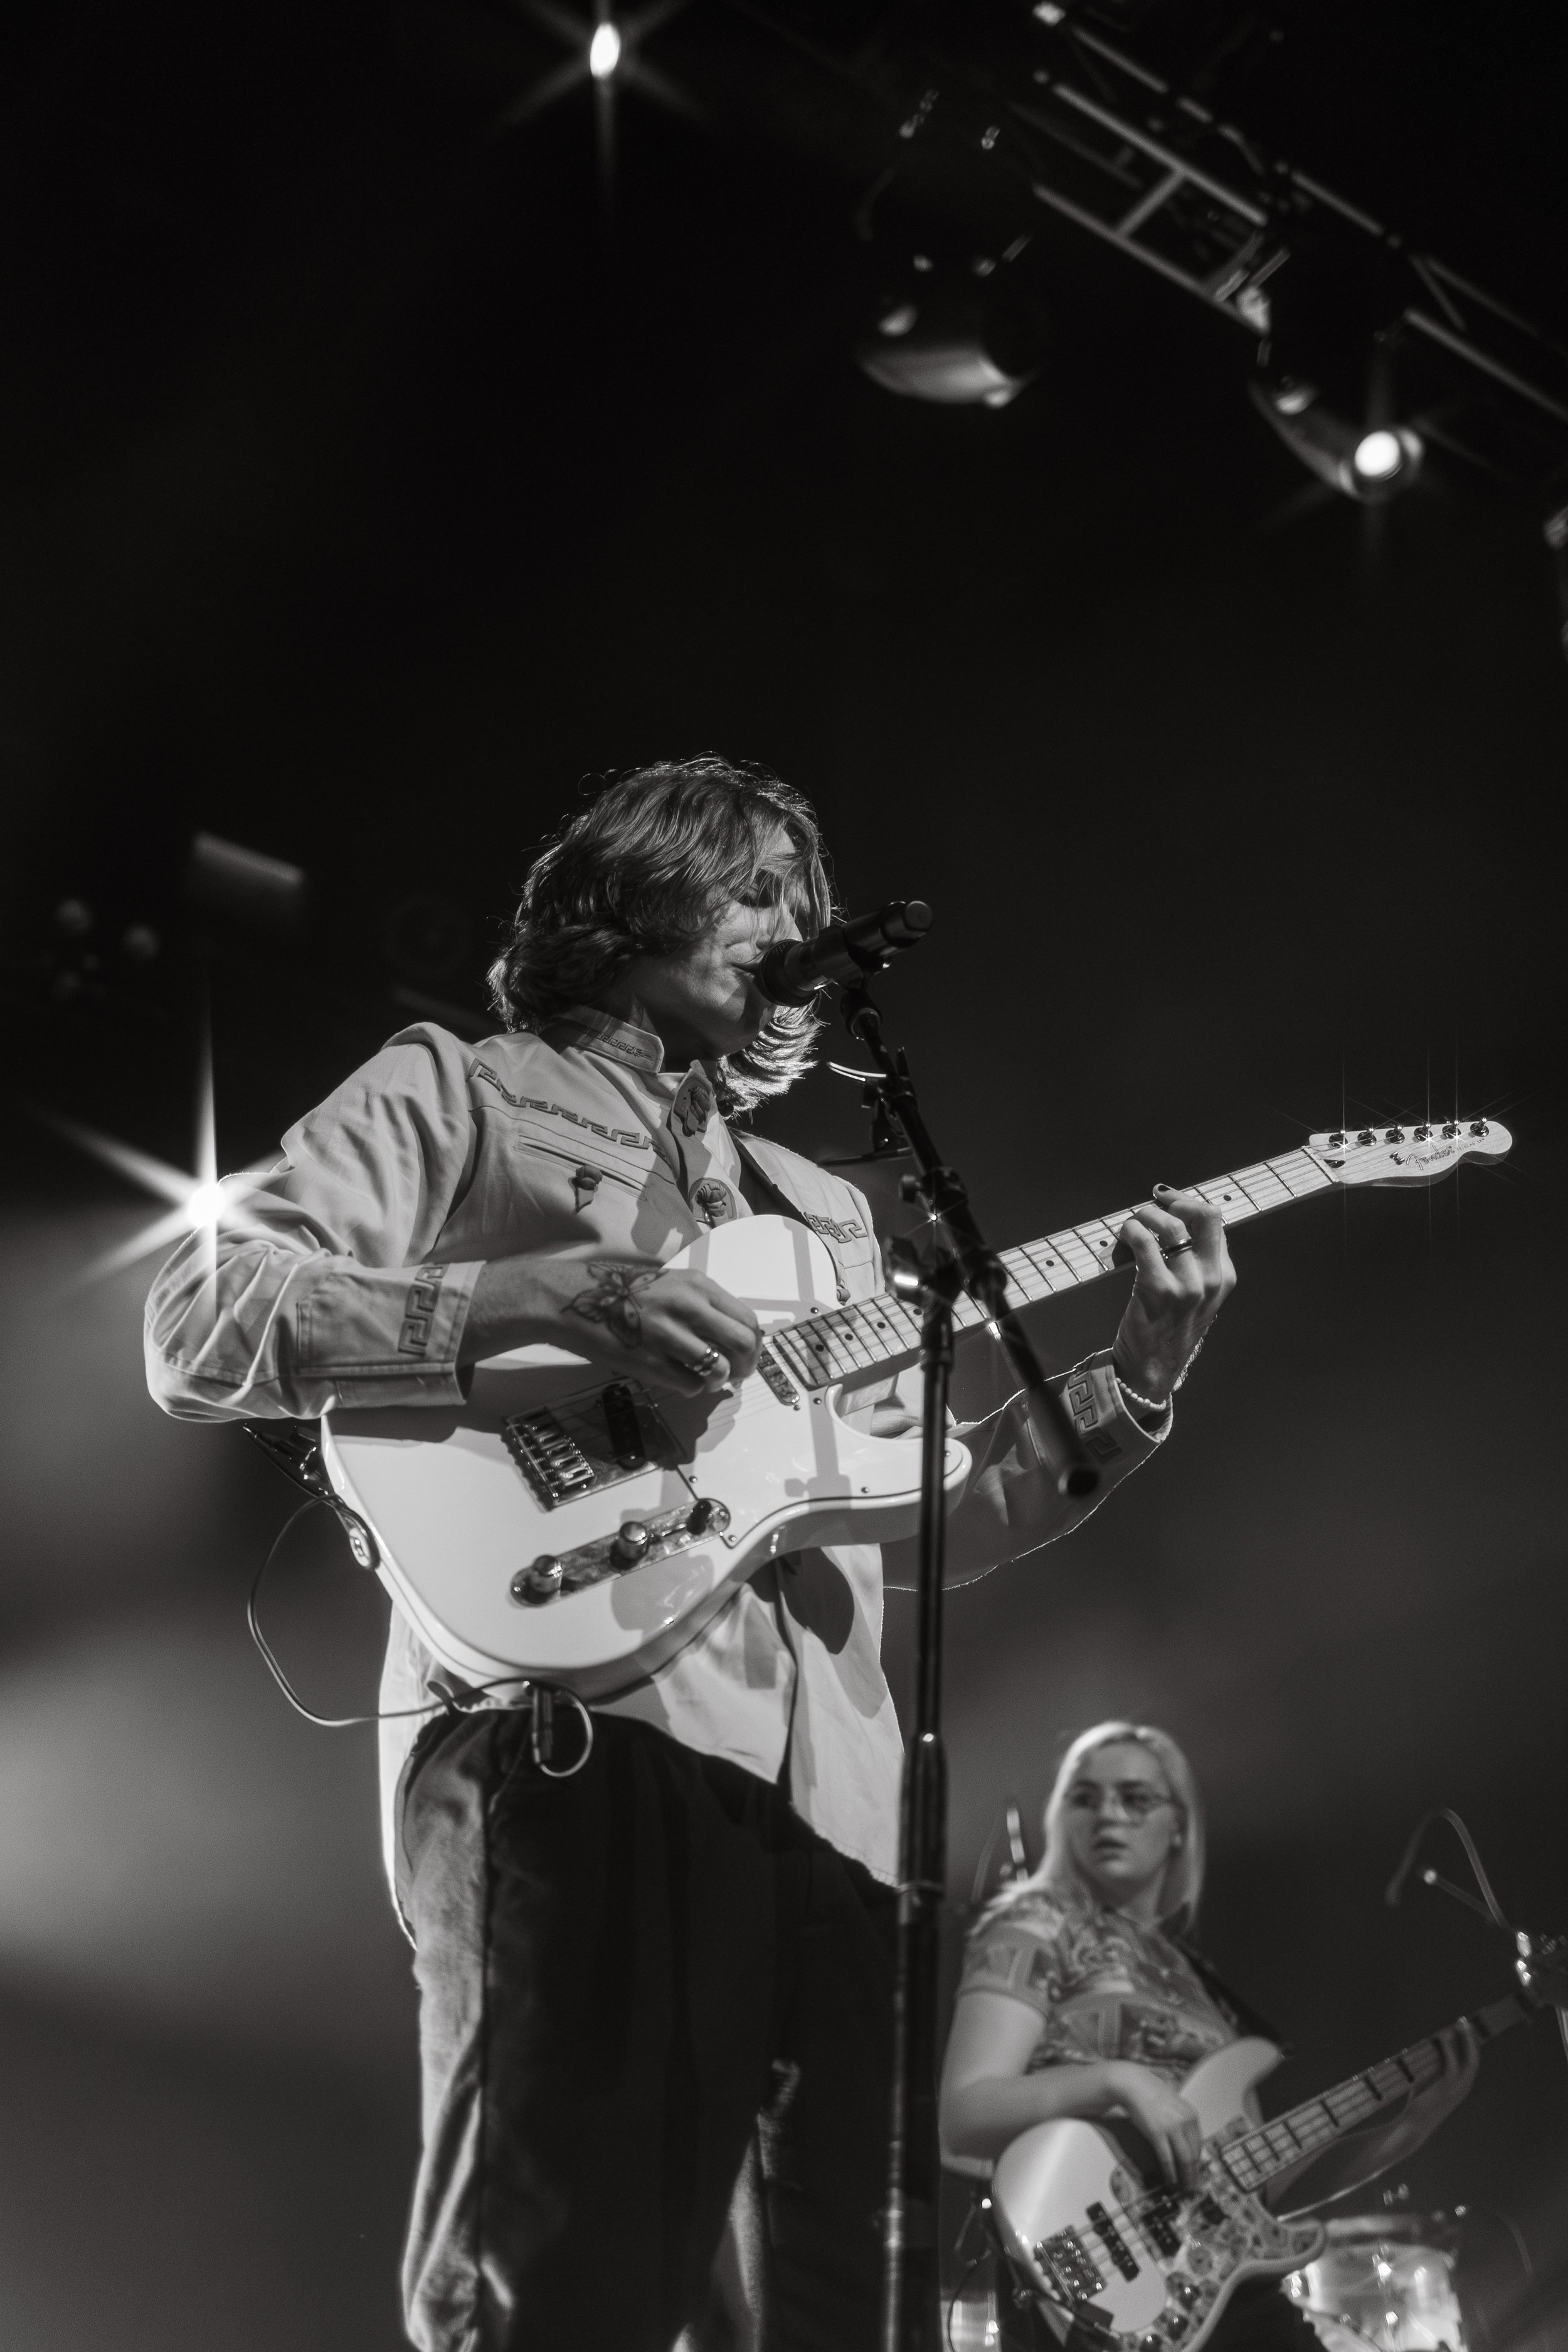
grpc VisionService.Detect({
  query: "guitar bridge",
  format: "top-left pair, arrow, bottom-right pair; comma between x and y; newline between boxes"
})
1036,2229 -> 1103,2303
502,1380 -> 679,1508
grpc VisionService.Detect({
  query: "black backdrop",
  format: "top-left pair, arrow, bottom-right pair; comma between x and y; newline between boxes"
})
1,4 -> 1565,2347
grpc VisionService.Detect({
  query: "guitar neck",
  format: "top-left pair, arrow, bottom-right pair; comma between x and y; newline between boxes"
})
1215,1991 -> 1528,2196
766,1145 -> 1338,1393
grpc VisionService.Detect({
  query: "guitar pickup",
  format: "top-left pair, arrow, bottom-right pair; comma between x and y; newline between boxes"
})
1086,2201 -> 1140,2280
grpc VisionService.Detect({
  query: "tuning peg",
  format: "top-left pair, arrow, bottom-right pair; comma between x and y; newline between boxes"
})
1385,1126 -> 1405,1143
1442,1121 -> 1461,1138
1414,1125 -> 1431,1140
1328,1130 -> 1347,1147
1357,1129 -> 1375,1146
1470,1120 -> 1490,1136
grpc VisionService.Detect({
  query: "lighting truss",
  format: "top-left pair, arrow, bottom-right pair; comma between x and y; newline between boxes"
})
1010,4 -> 1568,485
733,0 -> 1568,492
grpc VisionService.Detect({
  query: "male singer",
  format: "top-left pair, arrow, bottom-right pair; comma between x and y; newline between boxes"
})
146,755 -> 1234,2352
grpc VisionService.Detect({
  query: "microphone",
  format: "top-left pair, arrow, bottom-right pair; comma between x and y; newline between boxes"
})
754,900 -> 933,1005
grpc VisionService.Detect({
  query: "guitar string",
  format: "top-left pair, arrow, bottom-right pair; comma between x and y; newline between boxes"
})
1072,2053 -> 1443,2247
785,1138 -> 1434,1377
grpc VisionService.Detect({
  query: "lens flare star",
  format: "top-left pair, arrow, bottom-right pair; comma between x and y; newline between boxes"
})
493,0 -> 697,220
38,1025 -> 277,1287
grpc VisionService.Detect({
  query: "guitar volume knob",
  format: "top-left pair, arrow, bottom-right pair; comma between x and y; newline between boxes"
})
512,1556 -> 564,1604
612,1521 -> 652,1565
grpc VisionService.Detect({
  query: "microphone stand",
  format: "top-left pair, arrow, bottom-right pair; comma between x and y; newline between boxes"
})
834,980 -> 1098,2352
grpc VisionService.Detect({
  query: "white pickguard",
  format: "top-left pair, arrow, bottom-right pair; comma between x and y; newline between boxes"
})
991,2041 -> 1325,2351
321,1216 -> 970,1692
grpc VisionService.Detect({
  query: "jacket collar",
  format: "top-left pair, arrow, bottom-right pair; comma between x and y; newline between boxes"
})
546,1004 -> 666,1075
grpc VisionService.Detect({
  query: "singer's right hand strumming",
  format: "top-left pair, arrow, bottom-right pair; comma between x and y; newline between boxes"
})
460,1256 -> 762,1397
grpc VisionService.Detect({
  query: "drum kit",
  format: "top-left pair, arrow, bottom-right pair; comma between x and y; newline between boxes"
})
1286,2214 -> 1468,2352
946,2212 -> 1470,2352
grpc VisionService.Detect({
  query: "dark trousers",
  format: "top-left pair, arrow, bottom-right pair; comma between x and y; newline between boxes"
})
396,1707 -> 898,2352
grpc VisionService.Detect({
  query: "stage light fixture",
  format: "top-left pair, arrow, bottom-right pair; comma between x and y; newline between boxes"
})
1353,430 -> 1402,480
1249,359 -> 1423,504
856,263 -> 1046,409
588,21 -> 621,80
1351,427 -> 1419,489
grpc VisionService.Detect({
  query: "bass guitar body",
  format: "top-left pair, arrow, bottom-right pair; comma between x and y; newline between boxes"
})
991,2040 -> 1325,2352
320,1215 -> 970,1694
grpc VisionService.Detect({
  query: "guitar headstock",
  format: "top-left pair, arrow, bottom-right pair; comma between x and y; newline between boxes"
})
1308,1118 -> 1512,1189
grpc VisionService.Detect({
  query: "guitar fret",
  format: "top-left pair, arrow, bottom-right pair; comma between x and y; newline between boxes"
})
1227,1162 -> 1295,1211
1224,2028 -> 1456,2192
1267,1150 -> 1334,1198
1220,2143 -> 1265,2193
765,1142 -> 1353,1394
1047,1233 -> 1101,1283
1197,1178 -> 1260,1219
1000,1248 -> 1051,1305
1019,1240 -> 1078,1291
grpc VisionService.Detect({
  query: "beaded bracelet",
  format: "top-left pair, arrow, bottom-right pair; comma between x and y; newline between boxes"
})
1114,1370 -> 1170,1421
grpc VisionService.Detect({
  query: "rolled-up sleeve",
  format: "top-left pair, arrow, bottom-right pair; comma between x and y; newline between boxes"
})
145,1025 -> 485,1422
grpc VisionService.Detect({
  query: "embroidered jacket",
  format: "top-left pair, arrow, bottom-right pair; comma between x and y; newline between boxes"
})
144,1013 -> 1169,1892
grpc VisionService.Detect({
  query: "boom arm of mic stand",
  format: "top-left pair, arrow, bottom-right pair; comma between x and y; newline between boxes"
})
838,983 -> 1097,1500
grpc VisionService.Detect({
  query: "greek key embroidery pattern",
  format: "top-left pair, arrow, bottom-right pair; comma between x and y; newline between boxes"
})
472,1062 -> 649,1150
398,1263 -> 448,1355
801,1212 -> 867,1247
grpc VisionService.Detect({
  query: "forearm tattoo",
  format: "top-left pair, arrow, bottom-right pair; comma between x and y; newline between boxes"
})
568,1261 -> 659,1350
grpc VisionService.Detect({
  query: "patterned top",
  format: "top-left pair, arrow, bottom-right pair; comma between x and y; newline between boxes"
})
958,1890 -> 1236,2082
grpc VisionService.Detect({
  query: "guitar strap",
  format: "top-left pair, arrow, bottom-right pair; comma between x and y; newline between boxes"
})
1170,1937 -> 1290,2052
731,1135 -> 856,1305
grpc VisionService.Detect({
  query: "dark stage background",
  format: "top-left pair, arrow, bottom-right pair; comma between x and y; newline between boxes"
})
1,4 -> 1565,2346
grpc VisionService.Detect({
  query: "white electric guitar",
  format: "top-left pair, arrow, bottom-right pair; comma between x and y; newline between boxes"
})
320,1116 -> 1509,1694
988,1931 -> 1567,2352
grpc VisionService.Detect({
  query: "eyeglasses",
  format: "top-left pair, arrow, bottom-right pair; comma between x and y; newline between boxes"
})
1066,1783 -> 1177,1821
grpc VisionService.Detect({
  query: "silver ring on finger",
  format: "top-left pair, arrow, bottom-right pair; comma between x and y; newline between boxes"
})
682,1344 -> 723,1377
1162,1236 -> 1196,1258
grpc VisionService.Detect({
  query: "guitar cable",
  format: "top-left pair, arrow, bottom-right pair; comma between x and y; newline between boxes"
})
246,1498 -> 595,1774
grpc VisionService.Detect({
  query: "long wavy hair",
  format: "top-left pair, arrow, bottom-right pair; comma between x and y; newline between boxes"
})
487,756 -> 837,1114
987,1721 -> 1205,1936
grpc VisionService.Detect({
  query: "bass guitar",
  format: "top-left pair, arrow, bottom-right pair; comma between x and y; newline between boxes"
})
988,1928 -> 1567,2352
320,1116 -> 1509,1693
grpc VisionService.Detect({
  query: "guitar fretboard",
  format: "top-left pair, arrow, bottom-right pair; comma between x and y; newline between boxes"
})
766,1147 -> 1338,1394
1216,1991 -> 1524,2195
